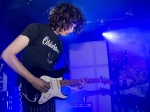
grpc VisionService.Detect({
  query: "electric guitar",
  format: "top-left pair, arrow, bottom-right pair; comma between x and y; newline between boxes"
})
21,67 -> 112,106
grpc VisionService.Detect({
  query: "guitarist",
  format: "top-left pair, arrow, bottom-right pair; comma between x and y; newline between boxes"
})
1,3 -> 86,112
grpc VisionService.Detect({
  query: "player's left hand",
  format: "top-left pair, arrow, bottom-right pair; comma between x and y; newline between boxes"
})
70,77 -> 87,90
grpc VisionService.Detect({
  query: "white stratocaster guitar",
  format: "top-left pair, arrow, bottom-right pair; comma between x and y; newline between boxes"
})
21,67 -> 112,106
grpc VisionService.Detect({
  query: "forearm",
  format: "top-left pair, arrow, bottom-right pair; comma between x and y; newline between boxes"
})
1,52 -> 35,83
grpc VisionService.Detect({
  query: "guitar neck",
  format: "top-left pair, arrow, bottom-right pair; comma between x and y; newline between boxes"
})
60,78 -> 101,87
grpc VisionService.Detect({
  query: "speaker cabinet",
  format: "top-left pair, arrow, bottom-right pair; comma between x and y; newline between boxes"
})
66,103 -> 92,112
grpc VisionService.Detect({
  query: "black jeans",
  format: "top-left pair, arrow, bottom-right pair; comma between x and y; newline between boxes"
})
21,95 -> 56,112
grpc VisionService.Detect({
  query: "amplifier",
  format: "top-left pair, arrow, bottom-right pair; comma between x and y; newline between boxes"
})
65,103 -> 92,112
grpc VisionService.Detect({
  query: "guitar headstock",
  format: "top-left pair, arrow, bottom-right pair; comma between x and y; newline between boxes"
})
100,76 -> 113,85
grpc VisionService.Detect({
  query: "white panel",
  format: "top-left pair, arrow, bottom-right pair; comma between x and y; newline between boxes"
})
97,66 -> 110,80
69,42 -> 94,66
95,41 -> 108,65
70,67 -> 95,79
69,41 -> 112,112
98,95 -> 112,112
87,96 -> 99,112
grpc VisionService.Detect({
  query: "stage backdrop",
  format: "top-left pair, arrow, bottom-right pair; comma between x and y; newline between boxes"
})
106,29 -> 149,112
108,42 -> 149,97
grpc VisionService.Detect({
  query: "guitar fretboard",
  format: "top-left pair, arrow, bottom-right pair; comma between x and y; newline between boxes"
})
60,78 -> 101,86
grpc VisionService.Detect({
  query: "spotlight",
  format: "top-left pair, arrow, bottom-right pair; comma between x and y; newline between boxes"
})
102,32 -> 114,39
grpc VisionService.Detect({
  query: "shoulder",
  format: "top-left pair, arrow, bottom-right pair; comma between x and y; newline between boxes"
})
26,23 -> 41,28
29,23 -> 50,29
24,23 -> 49,33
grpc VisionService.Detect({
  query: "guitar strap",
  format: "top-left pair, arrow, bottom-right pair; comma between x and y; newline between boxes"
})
59,38 -> 70,75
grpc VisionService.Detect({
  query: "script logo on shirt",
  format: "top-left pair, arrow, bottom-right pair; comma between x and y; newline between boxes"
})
42,36 -> 59,54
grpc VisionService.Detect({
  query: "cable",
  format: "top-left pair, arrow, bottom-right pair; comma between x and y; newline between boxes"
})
18,84 -> 23,112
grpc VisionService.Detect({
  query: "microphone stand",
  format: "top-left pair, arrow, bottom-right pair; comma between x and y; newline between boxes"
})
111,49 -> 127,112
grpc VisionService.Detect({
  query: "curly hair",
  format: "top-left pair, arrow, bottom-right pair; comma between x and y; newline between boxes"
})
49,3 -> 86,34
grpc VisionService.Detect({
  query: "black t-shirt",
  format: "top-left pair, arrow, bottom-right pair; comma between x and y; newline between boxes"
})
21,23 -> 62,72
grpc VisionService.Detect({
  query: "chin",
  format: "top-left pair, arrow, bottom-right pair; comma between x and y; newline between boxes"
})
61,34 -> 68,36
